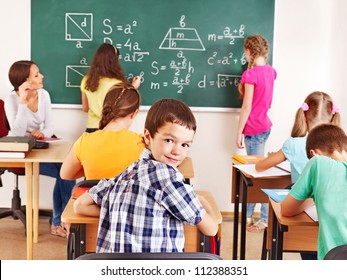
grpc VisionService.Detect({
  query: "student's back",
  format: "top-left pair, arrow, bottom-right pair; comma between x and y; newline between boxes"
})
74,129 -> 143,179
61,85 -> 143,181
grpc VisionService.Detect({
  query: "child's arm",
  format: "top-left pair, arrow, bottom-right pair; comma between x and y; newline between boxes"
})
280,194 -> 314,216
236,84 -> 253,149
255,149 -> 287,172
60,147 -> 85,180
196,194 -> 219,236
74,192 -> 100,217
81,91 -> 89,112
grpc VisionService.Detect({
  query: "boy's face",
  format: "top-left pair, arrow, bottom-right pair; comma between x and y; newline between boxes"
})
144,122 -> 195,168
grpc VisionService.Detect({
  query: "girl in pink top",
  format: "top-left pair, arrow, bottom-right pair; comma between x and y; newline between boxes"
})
236,34 -> 277,232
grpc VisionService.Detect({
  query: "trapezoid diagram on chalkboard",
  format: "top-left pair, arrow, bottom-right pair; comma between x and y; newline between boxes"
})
65,13 -> 93,41
159,27 -> 205,51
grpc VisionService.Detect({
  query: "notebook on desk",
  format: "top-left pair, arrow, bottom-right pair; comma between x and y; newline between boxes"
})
262,189 -> 290,202
262,188 -> 318,221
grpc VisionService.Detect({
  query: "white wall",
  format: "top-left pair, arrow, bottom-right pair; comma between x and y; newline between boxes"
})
0,0 -> 346,212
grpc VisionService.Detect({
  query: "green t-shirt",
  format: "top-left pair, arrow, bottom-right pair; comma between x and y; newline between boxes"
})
290,155 -> 347,259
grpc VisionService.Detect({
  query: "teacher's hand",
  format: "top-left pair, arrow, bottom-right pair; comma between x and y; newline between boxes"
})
17,81 -> 33,104
31,130 -> 44,139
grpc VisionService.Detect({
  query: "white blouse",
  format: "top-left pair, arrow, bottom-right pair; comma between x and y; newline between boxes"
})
4,89 -> 54,137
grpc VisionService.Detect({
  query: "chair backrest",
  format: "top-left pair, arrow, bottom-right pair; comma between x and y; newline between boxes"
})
324,244 -> 347,260
0,99 -> 9,138
76,252 -> 222,260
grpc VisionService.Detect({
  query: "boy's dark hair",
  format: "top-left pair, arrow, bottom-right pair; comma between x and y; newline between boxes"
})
306,124 -> 347,158
145,98 -> 196,138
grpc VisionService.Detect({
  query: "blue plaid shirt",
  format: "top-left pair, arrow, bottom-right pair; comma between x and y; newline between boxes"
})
88,148 -> 205,253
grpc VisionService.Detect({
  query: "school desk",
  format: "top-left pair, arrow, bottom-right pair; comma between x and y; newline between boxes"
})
267,198 -> 318,260
62,190 -> 222,259
231,158 -> 291,260
0,141 -> 72,260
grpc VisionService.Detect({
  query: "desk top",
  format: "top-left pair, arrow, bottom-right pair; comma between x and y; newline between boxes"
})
0,141 -> 72,163
62,190 -> 222,224
270,198 -> 319,227
177,157 -> 194,179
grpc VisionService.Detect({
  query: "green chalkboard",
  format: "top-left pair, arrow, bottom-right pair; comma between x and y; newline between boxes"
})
31,0 -> 274,110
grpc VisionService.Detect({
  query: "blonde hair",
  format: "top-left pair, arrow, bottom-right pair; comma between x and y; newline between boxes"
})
244,34 -> 269,69
238,34 -> 270,95
291,91 -> 340,137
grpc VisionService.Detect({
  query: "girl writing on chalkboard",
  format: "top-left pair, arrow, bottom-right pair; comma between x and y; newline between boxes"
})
5,60 -> 75,238
236,34 -> 276,232
81,43 -> 141,133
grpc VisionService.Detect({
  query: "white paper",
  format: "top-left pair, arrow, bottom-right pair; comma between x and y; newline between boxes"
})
275,160 -> 291,173
304,204 -> 318,222
233,163 -> 290,178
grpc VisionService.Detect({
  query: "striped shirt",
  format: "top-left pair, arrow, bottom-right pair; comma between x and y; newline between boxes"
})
88,148 -> 205,252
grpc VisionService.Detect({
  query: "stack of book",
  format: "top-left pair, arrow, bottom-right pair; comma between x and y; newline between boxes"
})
0,136 -> 36,158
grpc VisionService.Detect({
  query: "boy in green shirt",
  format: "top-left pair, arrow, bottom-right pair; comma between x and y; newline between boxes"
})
281,123 -> 347,259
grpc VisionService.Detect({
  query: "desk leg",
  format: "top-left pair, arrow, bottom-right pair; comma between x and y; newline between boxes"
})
240,178 -> 248,260
25,162 -> 33,260
232,169 -> 241,260
270,206 -> 278,260
33,163 -> 40,243
276,225 -> 285,260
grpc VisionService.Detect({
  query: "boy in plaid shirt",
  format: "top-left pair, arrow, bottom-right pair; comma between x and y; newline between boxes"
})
74,98 -> 218,252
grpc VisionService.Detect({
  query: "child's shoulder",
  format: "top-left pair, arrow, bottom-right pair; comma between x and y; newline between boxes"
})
141,158 -> 184,183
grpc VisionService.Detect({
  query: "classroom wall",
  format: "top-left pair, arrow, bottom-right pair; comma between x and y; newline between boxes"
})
0,0 -> 346,212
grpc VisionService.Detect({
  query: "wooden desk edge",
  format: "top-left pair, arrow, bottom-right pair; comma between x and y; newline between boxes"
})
177,157 -> 194,179
62,189 -> 222,225
270,198 -> 319,227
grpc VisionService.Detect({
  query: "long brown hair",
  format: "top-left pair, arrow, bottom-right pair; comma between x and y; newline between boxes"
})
99,84 -> 141,129
291,91 -> 340,137
85,43 -> 127,92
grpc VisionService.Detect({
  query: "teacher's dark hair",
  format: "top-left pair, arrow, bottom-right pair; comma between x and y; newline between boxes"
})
8,60 -> 36,91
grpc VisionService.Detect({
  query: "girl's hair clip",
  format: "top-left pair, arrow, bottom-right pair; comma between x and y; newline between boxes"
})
301,102 -> 309,111
332,103 -> 340,113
